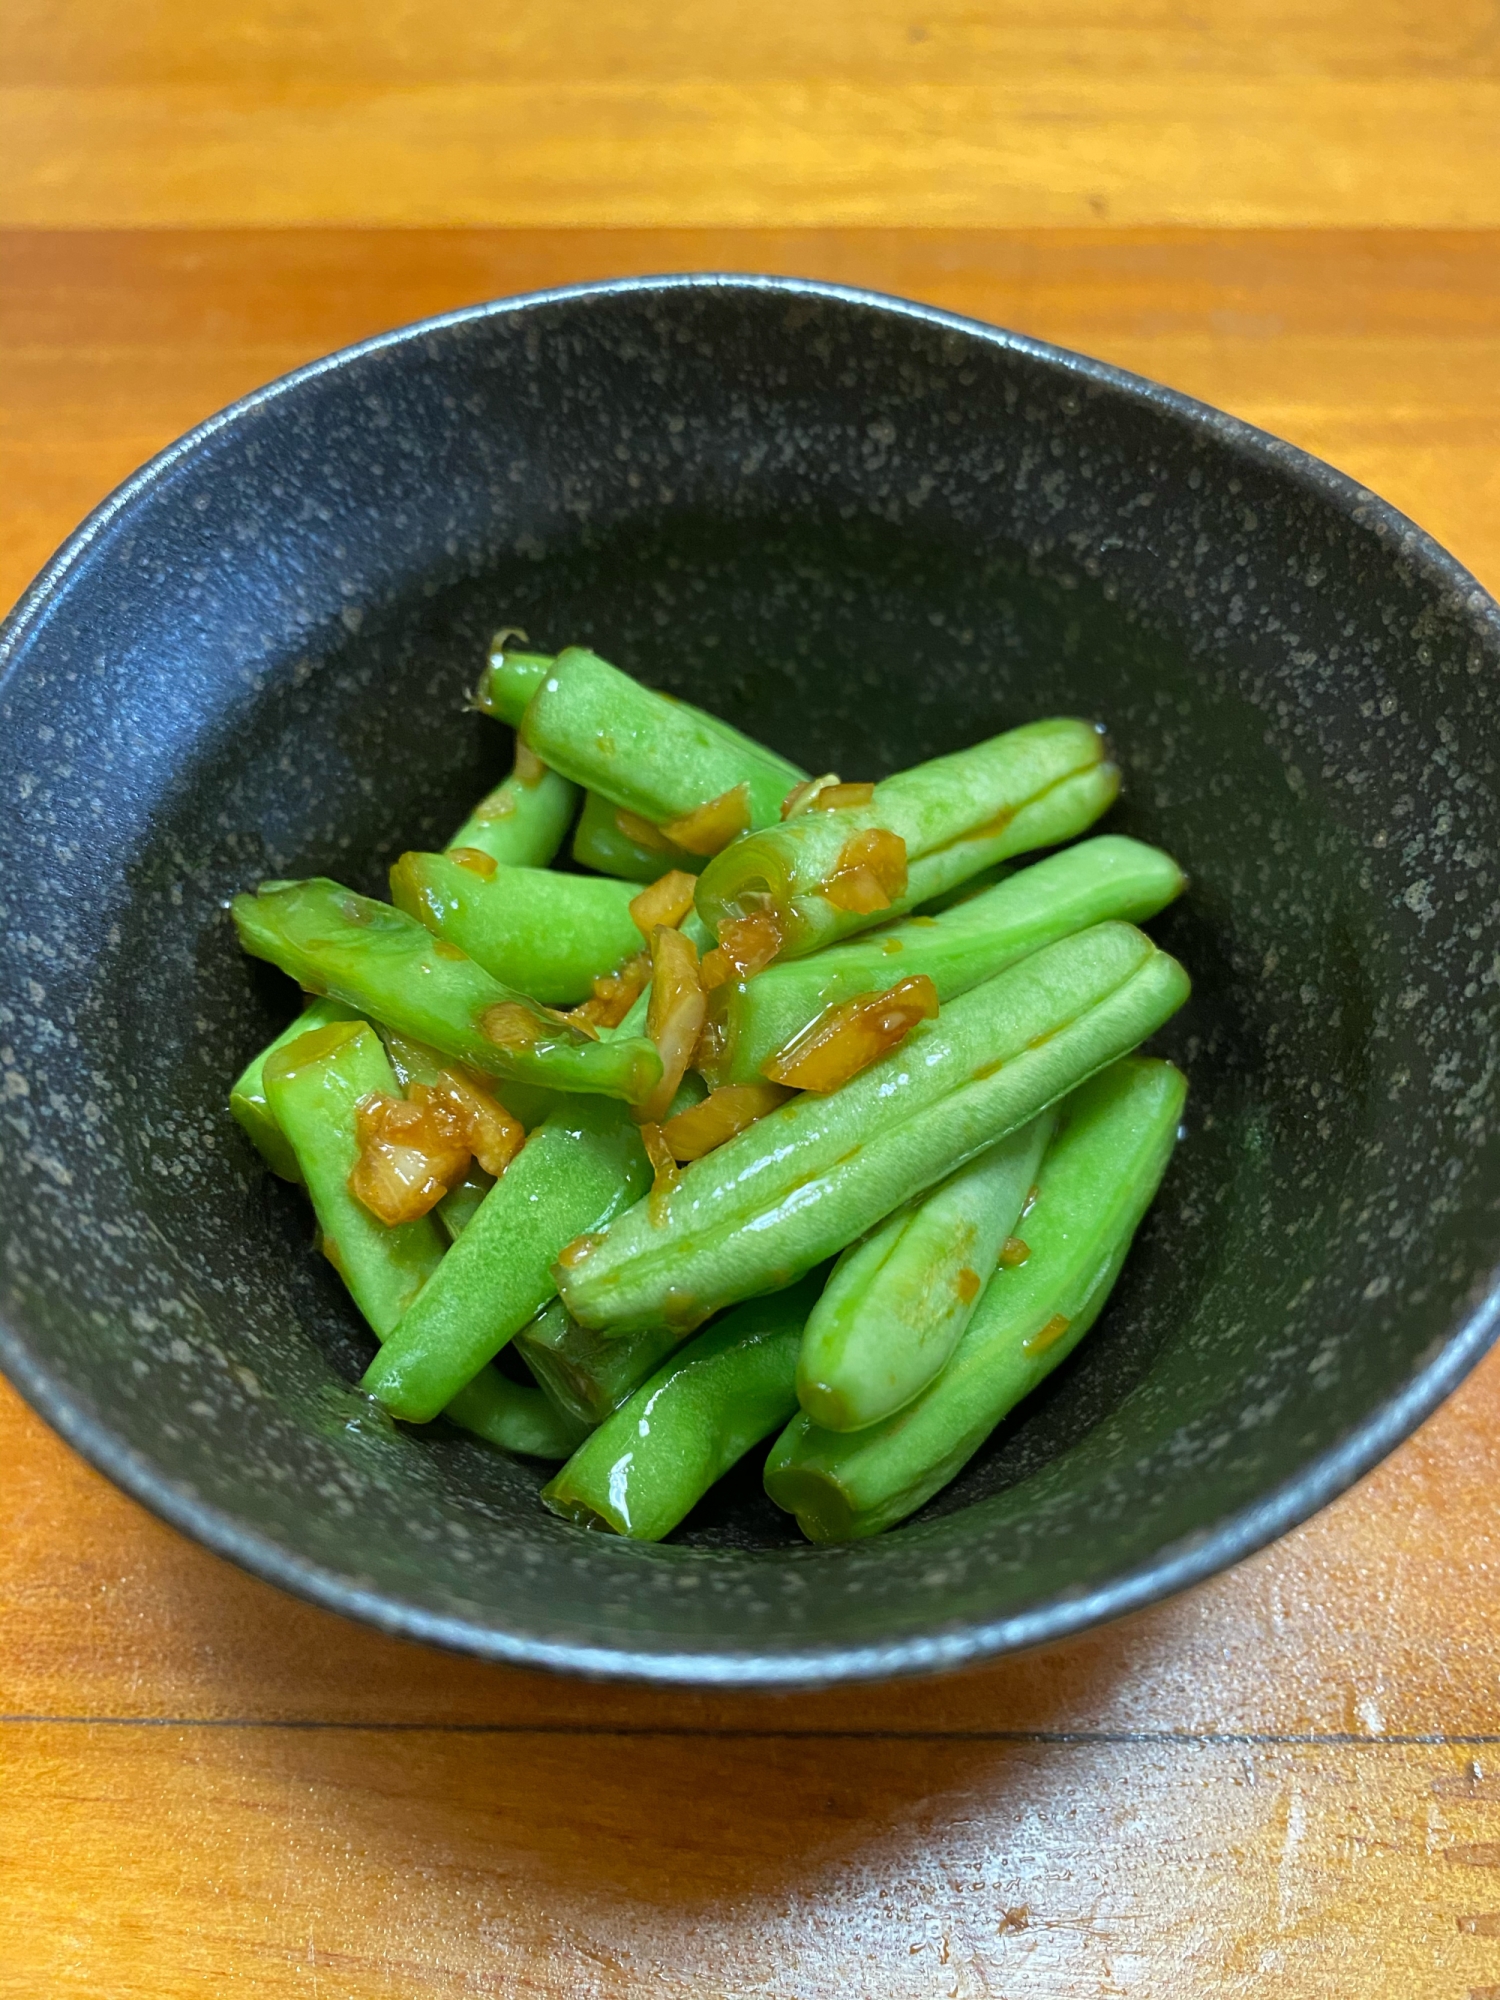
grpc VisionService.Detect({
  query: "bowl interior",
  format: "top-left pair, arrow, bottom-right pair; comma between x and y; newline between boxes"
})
3,278 -> 1498,1681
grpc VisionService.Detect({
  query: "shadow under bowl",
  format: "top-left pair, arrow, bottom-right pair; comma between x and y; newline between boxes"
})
2,275 -> 1499,1685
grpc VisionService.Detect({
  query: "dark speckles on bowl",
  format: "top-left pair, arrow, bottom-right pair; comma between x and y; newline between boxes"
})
3,275 -> 1499,1686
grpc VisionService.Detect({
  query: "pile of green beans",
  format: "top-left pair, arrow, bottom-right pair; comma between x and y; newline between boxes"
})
228,635 -> 1191,1544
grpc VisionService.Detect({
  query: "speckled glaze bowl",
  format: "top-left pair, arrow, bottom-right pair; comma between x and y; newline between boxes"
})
3,276 -> 1499,1686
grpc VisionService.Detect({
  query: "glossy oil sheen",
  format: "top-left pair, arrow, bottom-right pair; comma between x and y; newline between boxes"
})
0,275 -> 1498,1686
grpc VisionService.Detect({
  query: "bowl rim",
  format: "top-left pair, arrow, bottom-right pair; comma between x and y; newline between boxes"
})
3,269 -> 1499,1689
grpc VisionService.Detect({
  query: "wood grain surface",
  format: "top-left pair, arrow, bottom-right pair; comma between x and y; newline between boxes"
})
4,1 -> 1500,227
4,5 -> 1500,1989
6,227 -> 1500,621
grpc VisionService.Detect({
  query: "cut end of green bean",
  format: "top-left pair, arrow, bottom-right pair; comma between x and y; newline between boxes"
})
758,1462 -> 857,1543
473,641 -> 556,725
540,1488 -> 614,1530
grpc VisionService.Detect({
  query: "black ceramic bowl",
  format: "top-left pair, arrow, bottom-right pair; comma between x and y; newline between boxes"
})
3,275 -> 1499,1687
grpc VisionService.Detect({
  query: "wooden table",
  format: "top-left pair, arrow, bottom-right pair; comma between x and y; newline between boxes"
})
4,10 -> 1500,1994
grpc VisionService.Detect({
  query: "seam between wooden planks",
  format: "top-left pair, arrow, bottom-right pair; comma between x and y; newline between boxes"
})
3,1716 -> 1500,1745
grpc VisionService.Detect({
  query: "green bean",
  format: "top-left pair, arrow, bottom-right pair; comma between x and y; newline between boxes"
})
797,1111 -> 1055,1432
262,1019 -> 580,1458
604,985 -> 651,1041
542,1276 -> 823,1540
443,1365 -> 591,1460
445,759 -> 578,869
436,1167 -> 494,1240
694,718 -> 1119,959
557,921 -> 1189,1337
233,878 -> 662,1107
378,1026 -> 554,1130
390,852 -> 643,1005
698,836 -> 1185,1086
571,789 -> 704,882
472,638 -> 556,725
378,1028 -> 442,1089
514,1297 -> 686,1427
233,756 -> 572,1171
766,1057 -> 1186,1538
912,862 -> 1010,915
263,1020 -> 445,1332
230,996 -> 361,1180
360,1095 -> 652,1422
520,647 -> 804,836
341,1028 -> 586,1445
427,1070 -> 705,1418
